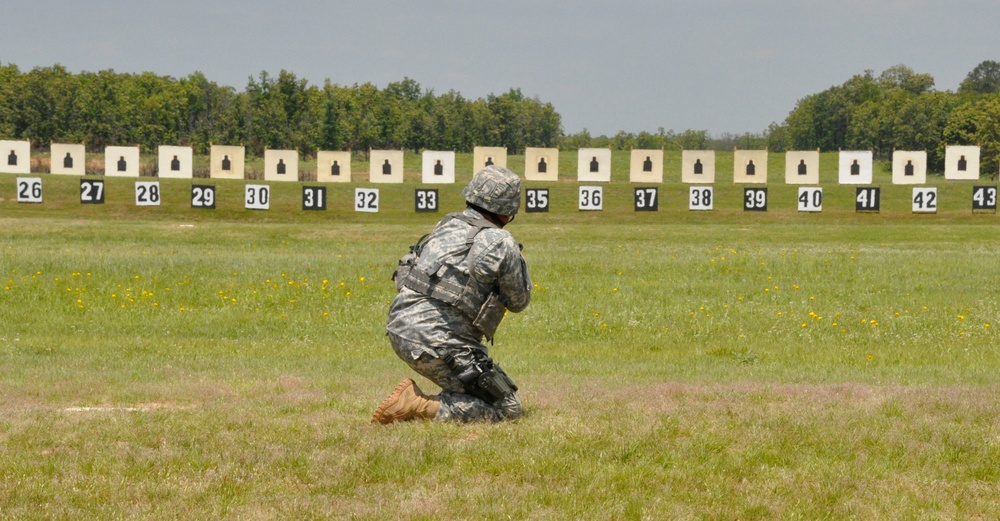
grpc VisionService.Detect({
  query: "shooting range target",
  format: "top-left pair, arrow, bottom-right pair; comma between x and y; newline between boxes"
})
682,151 -> 715,184
733,150 -> 768,184
525,147 -> 558,181
785,151 -> 819,185
944,146 -> 980,180
210,145 -> 245,180
838,151 -> 873,185
578,148 -> 612,182
104,146 -> 140,178
316,151 -> 352,183
0,140 -> 31,174
157,146 -> 193,179
891,151 -> 927,185
473,147 -> 507,172
50,143 -> 86,176
264,149 -> 299,182
421,151 -> 455,184
629,150 -> 663,183
369,150 -> 404,184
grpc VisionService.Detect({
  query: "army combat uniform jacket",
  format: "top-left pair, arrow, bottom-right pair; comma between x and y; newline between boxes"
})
387,207 -> 532,359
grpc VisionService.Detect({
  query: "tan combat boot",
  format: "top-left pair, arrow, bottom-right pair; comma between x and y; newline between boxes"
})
371,378 -> 441,424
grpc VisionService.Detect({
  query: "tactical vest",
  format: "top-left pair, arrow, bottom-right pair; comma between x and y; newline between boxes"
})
393,212 -> 499,321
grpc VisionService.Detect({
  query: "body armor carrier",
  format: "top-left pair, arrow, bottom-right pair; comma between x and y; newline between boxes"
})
393,212 -> 507,340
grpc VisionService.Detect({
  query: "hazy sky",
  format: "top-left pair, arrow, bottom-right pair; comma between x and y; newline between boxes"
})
3,1 -> 999,136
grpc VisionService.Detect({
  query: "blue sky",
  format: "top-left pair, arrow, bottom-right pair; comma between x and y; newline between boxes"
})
3,0 -> 998,136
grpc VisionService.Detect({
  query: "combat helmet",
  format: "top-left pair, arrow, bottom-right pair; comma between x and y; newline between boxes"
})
462,165 -> 522,217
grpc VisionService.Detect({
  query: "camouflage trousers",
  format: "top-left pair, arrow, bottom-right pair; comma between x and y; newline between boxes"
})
387,333 -> 522,423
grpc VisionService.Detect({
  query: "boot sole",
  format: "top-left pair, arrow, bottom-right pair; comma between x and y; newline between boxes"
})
371,378 -> 415,424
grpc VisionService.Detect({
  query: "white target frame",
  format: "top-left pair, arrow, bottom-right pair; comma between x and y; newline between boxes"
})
733,150 -> 768,184
50,143 -> 86,176
0,140 -> 31,174
316,151 -> 352,183
629,149 -> 663,183
264,149 -> 299,182
104,146 -> 141,178
157,146 -> 193,179
578,148 -> 612,182
525,147 -> 558,181
472,147 -> 507,172
838,151 -> 873,185
681,150 -> 715,184
891,151 -> 927,185
210,145 -> 246,180
944,145 -> 980,180
421,151 -> 456,184
785,150 -> 820,185
369,150 -> 404,184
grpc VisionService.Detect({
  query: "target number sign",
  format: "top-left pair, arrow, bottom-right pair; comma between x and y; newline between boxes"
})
80,179 -> 105,204
191,185 -> 216,209
16,177 -> 43,203
245,184 -> 270,210
303,186 -> 327,211
912,187 -> 937,213
355,188 -> 379,213
689,186 -> 713,211
578,186 -> 603,211
415,189 -> 438,213
525,188 -> 549,213
134,181 -> 161,206
972,186 -> 997,211
855,187 -> 880,212
743,188 -> 768,212
634,187 -> 658,211
797,187 -> 823,212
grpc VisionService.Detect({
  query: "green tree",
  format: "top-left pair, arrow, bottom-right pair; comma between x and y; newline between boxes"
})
958,60 -> 1000,94
878,64 -> 935,95
943,94 -> 1000,176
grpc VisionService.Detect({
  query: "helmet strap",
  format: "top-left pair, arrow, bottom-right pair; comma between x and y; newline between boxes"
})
467,203 -> 508,229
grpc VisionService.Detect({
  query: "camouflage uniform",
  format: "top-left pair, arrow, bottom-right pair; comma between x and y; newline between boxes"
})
386,167 -> 531,422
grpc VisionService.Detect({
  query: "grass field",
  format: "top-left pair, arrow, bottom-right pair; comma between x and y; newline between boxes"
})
2,153 -> 1000,519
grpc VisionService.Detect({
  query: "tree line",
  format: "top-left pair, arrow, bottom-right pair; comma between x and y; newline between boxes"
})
2,61 -> 1000,174
768,61 -> 1000,174
0,63 -> 561,156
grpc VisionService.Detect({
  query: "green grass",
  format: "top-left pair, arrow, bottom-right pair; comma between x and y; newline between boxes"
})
2,153 -> 1000,519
